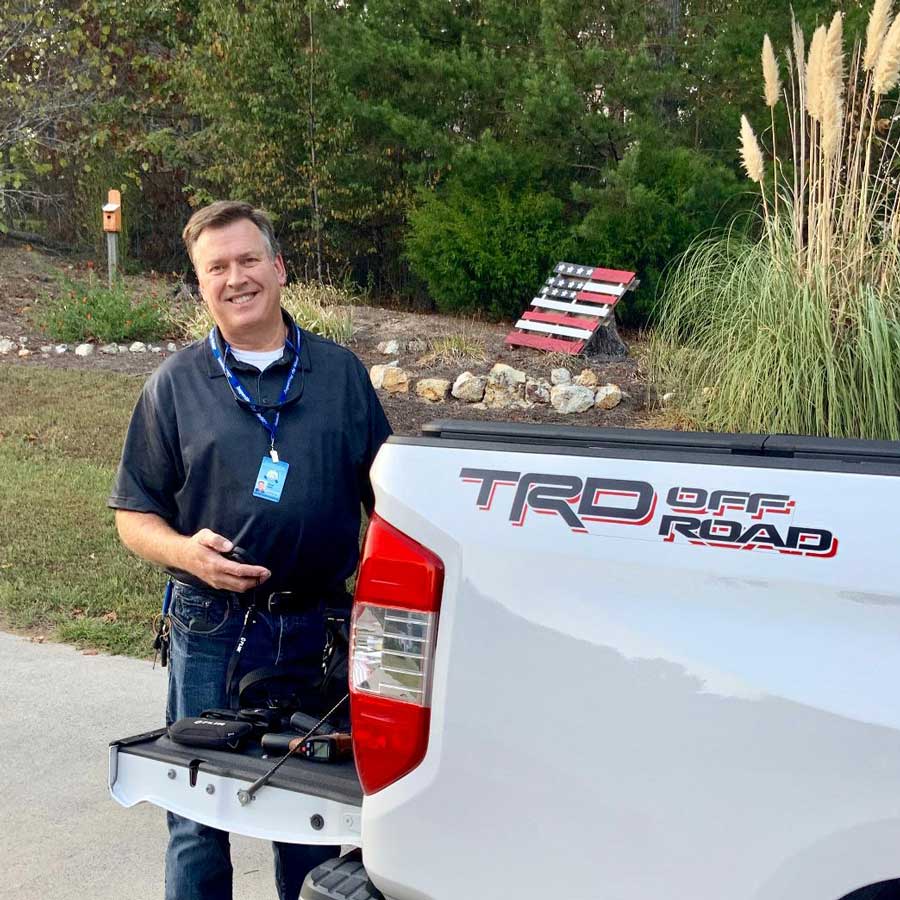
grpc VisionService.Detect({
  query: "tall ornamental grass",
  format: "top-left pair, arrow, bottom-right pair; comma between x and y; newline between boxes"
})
651,2 -> 900,439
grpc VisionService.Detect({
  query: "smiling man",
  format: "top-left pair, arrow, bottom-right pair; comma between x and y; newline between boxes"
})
109,201 -> 391,900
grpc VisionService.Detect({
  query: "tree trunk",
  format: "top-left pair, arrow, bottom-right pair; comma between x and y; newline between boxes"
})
583,315 -> 628,361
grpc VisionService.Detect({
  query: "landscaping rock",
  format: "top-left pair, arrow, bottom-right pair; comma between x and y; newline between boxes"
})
17,347 -> 30,358
54,344 -> 68,355
129,341 -> 147,353
377,339 -> 400,355
0,338 -> 15,355
550,383 -> 595,414
369,361 -> 399,389
381,366 -> 410,394
452,371 -> 487,403
39,345 -> 52,354
525,377 -> 551,404
406,339 -> 428,355
484,363 -> 526,408
100,343 -> 119,354
416,378 -> 451,402
574,369 -> 599,388
167,342 -> 178,352
149,344 -> 162,353
550,367 -> 571,385
75,343 -> 94,357
595,383 -> 623,410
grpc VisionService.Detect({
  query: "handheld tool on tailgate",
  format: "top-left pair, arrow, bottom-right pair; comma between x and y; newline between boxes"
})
236,693 -> 349,806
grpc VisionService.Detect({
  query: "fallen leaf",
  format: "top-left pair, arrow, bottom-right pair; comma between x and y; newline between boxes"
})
101,611 -> 118,623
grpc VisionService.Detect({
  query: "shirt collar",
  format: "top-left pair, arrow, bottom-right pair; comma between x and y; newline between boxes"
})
205,309 -> 311,378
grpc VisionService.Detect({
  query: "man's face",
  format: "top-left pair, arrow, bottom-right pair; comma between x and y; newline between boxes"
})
192,218 -> 287,348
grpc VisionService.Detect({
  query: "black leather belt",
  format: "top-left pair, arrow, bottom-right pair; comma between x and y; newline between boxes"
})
242,586 -> 350,615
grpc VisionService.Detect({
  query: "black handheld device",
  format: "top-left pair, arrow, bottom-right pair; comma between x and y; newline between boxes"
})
223,545 -> 254,565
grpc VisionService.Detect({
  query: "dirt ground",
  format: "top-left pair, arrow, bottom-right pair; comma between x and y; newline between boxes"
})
0,239 -> 652,436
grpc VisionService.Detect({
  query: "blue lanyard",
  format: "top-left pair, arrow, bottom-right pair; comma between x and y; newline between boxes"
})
208,324 -> 302,460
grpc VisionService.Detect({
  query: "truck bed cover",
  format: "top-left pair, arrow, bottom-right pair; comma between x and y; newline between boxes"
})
413,420 -> 900,470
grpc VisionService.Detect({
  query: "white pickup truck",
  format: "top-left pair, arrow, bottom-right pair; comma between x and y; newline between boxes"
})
110,420 -> 900,900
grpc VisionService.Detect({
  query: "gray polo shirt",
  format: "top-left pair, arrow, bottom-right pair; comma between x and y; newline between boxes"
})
109,312 -> 391,593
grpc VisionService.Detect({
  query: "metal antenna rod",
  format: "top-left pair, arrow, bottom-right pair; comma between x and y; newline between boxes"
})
237,694 -> 349,806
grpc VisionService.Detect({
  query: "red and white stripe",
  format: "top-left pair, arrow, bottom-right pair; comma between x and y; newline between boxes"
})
505,261 -> 637,355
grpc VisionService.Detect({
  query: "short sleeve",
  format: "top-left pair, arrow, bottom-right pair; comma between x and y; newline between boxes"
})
108,374 -> 182,520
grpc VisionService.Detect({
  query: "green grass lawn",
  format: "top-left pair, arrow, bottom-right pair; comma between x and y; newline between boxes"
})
0,364 -> 165,656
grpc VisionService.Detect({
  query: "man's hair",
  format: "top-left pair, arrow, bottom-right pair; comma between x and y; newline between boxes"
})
182,200 -> 280,263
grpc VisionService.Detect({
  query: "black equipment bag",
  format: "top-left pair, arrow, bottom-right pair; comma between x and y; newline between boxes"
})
168,717 -> 254,751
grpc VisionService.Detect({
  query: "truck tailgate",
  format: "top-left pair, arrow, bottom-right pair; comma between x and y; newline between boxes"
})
109,728 -> 363,846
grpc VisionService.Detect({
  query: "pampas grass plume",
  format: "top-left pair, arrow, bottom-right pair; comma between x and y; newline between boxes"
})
740,115 -> 765,183
864,0 -> 892,71
763,35 -> 781,106
821,12 -> 844,158
824,12 -> 845,88
807,25 -> 826,120
874,14 -> 900,93
792,15 -> 806,84
821,87 -> 843,159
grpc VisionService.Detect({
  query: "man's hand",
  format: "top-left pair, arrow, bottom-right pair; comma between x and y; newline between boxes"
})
114,511 -> 271,593
185,529 -> 271,592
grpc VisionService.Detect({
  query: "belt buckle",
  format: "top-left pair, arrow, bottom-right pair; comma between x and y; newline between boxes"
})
267,591 -> 294,614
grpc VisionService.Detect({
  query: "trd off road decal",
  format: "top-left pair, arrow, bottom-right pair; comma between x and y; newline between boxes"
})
459,469 -> 838,559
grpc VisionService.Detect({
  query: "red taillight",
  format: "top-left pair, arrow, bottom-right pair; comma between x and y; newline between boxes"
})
350,514 -> 444,794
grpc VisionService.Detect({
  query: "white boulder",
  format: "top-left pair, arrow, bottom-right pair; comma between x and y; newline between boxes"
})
451,372 -> 487,403
550,383 -> 595,414
525,377 -> 551,404
377,339 -> 401,355
595,383 -> 623,410
369,361 -> 399,389
484,363 -> 526,408
416,378 -> 451,402
382,367 -> 410,394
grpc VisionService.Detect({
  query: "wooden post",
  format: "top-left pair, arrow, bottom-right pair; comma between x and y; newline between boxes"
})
102,189 -> 122,287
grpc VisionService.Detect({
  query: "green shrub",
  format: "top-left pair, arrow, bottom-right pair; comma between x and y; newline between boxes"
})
573,143 -> 745,325
36,276 -> 169,343
405,181 -> 567,320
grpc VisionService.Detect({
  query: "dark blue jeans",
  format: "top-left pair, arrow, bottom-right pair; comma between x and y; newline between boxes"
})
165,582 -> 339,900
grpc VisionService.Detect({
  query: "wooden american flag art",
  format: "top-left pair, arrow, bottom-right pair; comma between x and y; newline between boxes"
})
504,262 -> 638,355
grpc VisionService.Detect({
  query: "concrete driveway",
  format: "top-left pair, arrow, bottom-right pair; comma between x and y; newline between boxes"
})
0,630 -> 276,899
